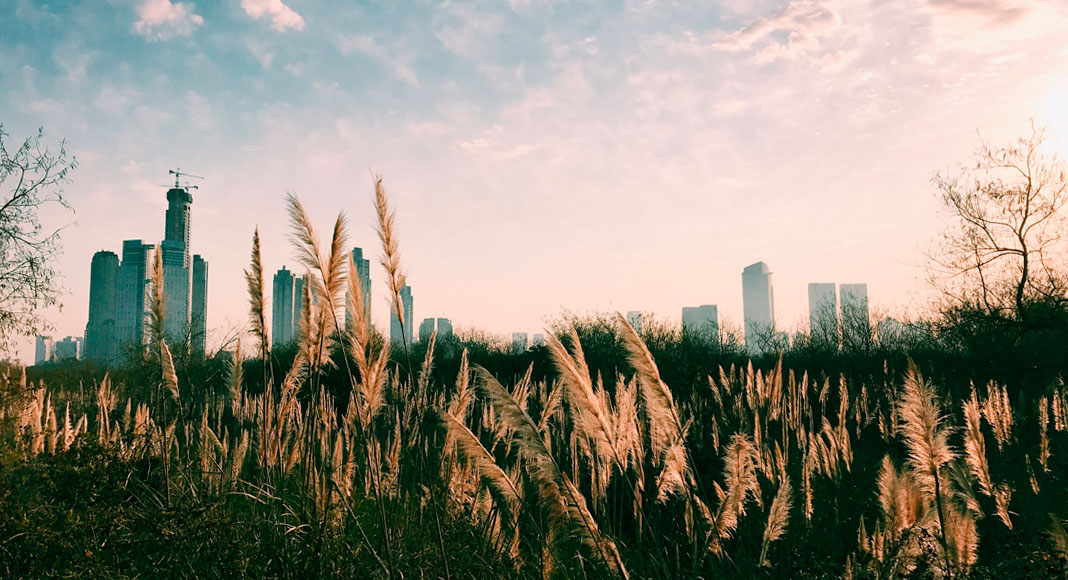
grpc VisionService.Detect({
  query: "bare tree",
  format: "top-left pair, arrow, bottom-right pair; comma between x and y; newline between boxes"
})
0,126 -> 77,353
931,125 -> 1068,325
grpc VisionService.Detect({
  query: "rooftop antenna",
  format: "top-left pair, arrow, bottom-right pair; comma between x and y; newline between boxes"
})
168,168 -> 204,189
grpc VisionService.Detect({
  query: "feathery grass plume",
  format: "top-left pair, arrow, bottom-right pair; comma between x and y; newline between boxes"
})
898,362 -> 956,577
346,255 -> 369,353
244,228 -> 270,359
545,326 -> 616,463
982,381 -> 1012,451
898,362 -> 955,498
439,410 -> 522,517
944,507 -> 978,572
372,176 -> 409,350
615,312 -> 684,455
228,340 -> 244,406
288,193 -> 349,326
759,475 -> 792,567
161,341 -> 180,402
962,388 -> 993,496
473,365 -> 629,579
449,349 -> 472,423
713,433 -> 760,548
417,330 -> 437,394
1049,515 -> 1068,557
1038,396 -> 1050,471
150,247 -> 165,346
993,483 -> 1013,529
96,374 -> 115,444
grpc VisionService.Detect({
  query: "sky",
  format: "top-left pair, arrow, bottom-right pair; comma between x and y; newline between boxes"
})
2,0 -> 1068,363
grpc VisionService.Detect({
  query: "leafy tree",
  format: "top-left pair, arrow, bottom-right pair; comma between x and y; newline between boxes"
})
0,126 -> 76,353
931,126 -> 1068,325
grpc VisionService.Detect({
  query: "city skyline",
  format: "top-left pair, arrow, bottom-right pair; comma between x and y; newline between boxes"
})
4,1 -> 1068,362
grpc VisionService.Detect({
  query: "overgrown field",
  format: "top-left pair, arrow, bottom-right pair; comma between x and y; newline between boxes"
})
3,182 -> 1068,579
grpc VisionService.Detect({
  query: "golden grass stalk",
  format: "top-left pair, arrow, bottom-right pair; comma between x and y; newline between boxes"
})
440,410 -> 521,512
713,433 -> 760,548
372,176 -> 408,346
287,193 -> 348,326
545,325 -> 616,462
243,228 -> 269,359
982,381 -> 1013,451
474,365 -> 629,579
898,363 -> 954,499
150,247 -> 165,346
229,340 -> 244,406
615,312 -> 683,456
962,389 -> 993,496
759,475 -> 792,567
161,341 -> 180,402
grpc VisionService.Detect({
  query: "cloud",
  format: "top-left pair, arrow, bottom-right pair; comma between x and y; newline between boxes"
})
241,0 -> 305,32
339,35 -> 419,86
927,0 -> 1028,24
433,2 -> 504,59
713,0 -> 843,61
133,0 -> 203,41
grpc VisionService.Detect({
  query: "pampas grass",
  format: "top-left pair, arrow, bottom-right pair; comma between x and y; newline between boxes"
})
243,228 -> 269,360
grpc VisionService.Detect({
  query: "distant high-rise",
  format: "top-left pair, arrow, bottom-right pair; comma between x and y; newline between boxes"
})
390,284 -> 413,344
346,247 -> 372,327
682,305 -> 719,342
742,262 -> 775,352
808,283 -> 838,347
272,267 -> 295,347
34,335 -> 54,365
840,284 -> 870,349
512,332 -> 529,353
53,336 -> 82,360
161,185 -> 194,343
626,311 -> 643,334
436,318 -> 453,338
116,240 -> 155,350
418,318 -> 436,343
191,255 -> 208,355
85,251 -> 119,363
532,333 -> 546,347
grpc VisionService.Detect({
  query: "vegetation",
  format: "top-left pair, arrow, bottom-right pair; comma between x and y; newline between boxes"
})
5,134 -> 1068,578
0,126 -> 77,353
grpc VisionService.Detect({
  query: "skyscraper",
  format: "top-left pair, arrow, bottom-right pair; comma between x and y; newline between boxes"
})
116,240 -> 155,350
85,250 -> 119,363
272,266 -> 295,347
34,335 -> 54,365
626,311 -> 643,334
390,284 -> 413,344
53,336 -> 82,360
418,318 -> 436,343
840,283 -> 870,349
682,305 -> 719,342
742,262 -> 775,352
161,185 -> 194,342
436,318 -> 453,338
807,283 -> 838,347
191,255 -> 208,355
512,332 -> 529,353
346,247 -> 371,327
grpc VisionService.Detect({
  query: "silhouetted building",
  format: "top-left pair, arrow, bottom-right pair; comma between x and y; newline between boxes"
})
53,336 -> 82,360
191,255 -> 208,355
390,284 -> 413,344
34,335 -> 54,365
512,332 -> 529,353
272,267 -> 295,347
418,318 -> 436,343
85,251 -> 119,363
437,317 -> 453,338
116,240 -> 155,350
840,283 -> 870,349
742,262 -> 775,352
532,333 -> 545,347
346,247 -> 371,328
626,311 -> 643,333
161,186 -> 194,343
682,305 -> 719,341
808,283 -> 838,347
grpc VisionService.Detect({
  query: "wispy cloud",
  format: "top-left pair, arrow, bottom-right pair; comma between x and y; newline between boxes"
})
339,34 -> 419,87
133,0 -> 203,41
241,0 -> 305,32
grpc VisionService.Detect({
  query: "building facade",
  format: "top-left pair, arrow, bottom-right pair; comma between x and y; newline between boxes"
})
807,282 -> 838,348
85,250 -> 119,363
742,262 -> 775,352
272,266 -> 295,347
116,240 -> 155,351
191,255 -> 208,355
682,305 -> 719,342
390,284 -> 413,344
840,283 -> 870,349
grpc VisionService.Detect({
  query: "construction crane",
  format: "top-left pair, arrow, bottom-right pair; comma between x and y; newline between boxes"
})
168,168 -> 204,189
